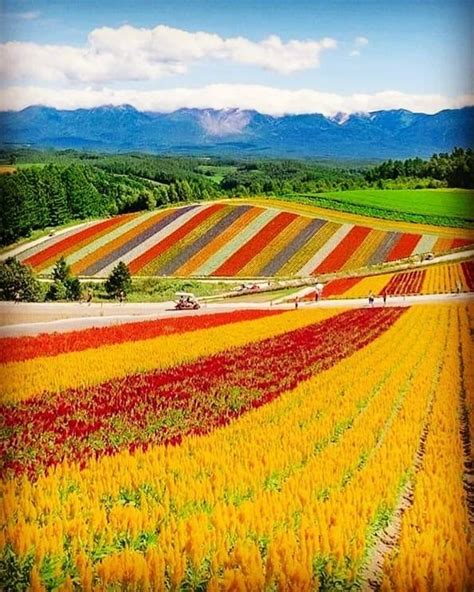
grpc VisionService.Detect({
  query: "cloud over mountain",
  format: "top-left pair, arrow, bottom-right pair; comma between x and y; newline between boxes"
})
0,24 -> 337,84
1,84 -> 472,117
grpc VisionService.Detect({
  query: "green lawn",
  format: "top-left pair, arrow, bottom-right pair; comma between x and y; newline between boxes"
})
318,188 -> 474,221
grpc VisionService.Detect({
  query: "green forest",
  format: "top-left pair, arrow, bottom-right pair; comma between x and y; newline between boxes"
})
0,147 -> 473,246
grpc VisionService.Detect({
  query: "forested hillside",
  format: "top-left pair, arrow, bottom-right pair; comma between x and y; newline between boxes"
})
0,148 -> 472,246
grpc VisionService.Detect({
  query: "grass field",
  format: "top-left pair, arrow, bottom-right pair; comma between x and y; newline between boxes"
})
196,164 -> 238,184
318,188 -> 474,221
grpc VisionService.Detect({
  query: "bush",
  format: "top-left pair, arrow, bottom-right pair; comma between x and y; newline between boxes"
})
48,257 -> 82,301
105,261 -> 132,298
65,277 -> 82,301
46,281 -> 68,301
0,257 -> 41,301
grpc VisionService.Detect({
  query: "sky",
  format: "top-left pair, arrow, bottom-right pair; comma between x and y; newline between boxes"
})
1,0 -> 473,114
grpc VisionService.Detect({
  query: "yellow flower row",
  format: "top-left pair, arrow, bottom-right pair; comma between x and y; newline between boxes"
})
381,304 -> 473,590
2,305 -> 470,590
422,261 -> 471,294
276,222 -> 340,276
342,273 -> 394,299
342,229 -> 386,271
329,260 -> 473,300
0,308 -> 341,404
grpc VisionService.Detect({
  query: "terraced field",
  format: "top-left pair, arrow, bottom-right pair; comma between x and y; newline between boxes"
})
6,201 -> 474,278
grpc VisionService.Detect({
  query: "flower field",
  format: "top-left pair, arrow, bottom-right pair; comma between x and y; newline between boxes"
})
1,304 -> 473,590
321,260 -> 474,299
6,201 -> 473,278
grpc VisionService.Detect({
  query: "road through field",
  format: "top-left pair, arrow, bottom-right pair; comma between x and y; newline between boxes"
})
0,293 -> 473,336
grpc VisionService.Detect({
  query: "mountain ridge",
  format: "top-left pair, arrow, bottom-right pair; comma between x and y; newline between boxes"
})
1,105 -> 473,158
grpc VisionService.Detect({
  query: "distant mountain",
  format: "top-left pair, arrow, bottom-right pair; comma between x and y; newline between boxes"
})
1,104 -> 473,158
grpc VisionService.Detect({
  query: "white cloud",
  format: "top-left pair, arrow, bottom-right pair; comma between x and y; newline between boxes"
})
349,36 -> 369,57
354,36 -> 369,48
9,10 -> 41,20
1,84 -> 472,116
0,24 -> 337,83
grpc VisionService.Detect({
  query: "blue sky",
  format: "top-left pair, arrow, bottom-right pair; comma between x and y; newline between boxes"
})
1,0 -> 473,114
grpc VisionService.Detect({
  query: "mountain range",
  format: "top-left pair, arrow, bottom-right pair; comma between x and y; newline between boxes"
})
1,104 -> 473,159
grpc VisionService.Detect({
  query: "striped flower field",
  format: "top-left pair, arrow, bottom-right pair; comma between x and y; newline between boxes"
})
1,304 -> 473,590
6,201 -> 474,278
317,259 -> 474,299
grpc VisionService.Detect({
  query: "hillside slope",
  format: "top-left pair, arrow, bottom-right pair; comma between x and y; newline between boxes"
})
6,201 -> 474,278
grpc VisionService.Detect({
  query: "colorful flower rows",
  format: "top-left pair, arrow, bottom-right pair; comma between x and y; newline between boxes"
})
0,309 -> 281,365
381,305 -> 473,590
314,225 -> 372,274
321,259 -> 474,299
1,307 -> 403,480
0,308 -> 342,404
23,213 -> 137,272
128,204 -> 224,275
176,207 -> 263,276
211,212 -> 298,276
423,261 -> 472,294
1,304 -> 471,590
10,201 -> 472,278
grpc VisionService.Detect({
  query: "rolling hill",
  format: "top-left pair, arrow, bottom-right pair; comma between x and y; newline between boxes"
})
6,200 -> 474,279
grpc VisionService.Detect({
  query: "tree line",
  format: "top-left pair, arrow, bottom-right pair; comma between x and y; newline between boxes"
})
0,147 -> 472,246
0,162 -> 218,245
364,147 -> 474,188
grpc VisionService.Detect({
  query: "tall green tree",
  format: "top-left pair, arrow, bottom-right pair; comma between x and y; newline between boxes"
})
105,261 -> 132,298
45,165 -> 69,226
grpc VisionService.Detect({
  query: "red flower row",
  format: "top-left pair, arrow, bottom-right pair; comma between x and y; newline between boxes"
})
461,261 -> 474,291
320,277 -> 362,298
0,309 -> 282,364
212,212 -> 297,276
386,233 -> 421,262
382,270 -> 426,296
1,307 -> 405,480
314,226 -> 371,274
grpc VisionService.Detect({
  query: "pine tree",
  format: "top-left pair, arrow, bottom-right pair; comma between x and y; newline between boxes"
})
45,165 -> 69,226
105,261 -> 132,298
